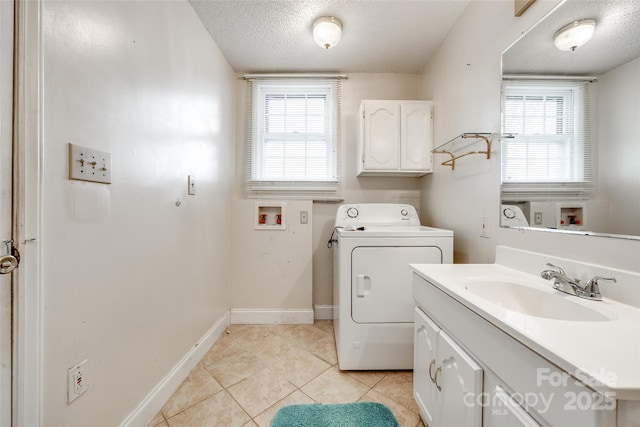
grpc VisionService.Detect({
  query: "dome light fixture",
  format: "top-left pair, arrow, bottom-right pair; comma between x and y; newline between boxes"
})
553,19 -> 596,51
312,16 -> 343,50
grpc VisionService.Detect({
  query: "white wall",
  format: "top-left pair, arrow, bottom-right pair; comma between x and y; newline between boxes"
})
419,0 -> 640,273
233,73 -> 424,309
230,200 -> 312,317
40,1 -> 236,425
598,56 -> 640,236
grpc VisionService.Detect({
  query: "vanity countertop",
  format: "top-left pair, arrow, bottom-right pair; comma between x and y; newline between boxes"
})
411,262 -> 640,401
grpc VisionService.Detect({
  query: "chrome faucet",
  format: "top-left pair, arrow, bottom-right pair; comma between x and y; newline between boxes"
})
540,263 -> 616,301
540,263 -> 581,295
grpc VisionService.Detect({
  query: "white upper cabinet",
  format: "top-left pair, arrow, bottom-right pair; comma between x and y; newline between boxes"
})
358,100 -> 433,176
360,101 -> 400,172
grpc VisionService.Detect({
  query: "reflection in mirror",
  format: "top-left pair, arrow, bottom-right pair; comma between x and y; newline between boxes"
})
500,0 -> 640,240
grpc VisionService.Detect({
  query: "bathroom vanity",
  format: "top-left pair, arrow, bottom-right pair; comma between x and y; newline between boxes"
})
411,246 -> 640,427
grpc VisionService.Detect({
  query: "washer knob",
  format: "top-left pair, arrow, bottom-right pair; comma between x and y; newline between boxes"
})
503,207 -> 516,219
346,207 -> 359,219
400,209 -> 408,216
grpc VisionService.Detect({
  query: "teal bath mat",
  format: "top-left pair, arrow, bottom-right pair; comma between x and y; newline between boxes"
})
271,402 -> 399,427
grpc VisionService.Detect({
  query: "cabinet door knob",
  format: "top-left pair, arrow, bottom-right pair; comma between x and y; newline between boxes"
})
428,359 -> 437,383
434,366 -> 442,392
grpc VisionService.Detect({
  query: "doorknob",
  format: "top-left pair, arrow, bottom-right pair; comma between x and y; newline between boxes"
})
0,255 -> 18,274
0,241 -> 20,274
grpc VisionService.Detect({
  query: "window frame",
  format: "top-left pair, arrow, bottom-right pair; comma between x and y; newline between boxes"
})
244,77 -> 342,200
501,79 -> 594,201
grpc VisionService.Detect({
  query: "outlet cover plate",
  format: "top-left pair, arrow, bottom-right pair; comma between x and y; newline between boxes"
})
534,212 -> 543,225
67,359 -> 88,403
69,143 -> 112,184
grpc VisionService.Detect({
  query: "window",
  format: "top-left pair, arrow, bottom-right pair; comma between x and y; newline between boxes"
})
244,77 -> 342,200
501,80 -> 594,200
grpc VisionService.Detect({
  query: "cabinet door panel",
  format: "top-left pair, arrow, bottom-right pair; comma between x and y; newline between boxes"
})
363,102 -> 400,170
414,308 -> 441,426
487,386 -> 541,427
438,331 -> 483,427
400,102 -> 432,171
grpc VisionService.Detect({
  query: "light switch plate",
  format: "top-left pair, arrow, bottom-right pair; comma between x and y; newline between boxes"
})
188,175 -> 196,195
480,215 -> 490,238
69,143 -> 112,184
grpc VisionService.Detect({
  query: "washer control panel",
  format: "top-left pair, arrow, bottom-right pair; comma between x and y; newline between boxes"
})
335,203 -> 420,227
500,204 -> 529,227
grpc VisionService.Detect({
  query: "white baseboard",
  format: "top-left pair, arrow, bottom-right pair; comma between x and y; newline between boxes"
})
313,305 -> 335,320
230,308 -> 314,324
119,311 -> 230,427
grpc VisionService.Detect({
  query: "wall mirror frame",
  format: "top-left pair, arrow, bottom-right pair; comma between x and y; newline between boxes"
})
499,0 -> 640,241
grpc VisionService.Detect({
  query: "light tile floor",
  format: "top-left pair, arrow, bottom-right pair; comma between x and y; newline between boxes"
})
148,321 -> 425,427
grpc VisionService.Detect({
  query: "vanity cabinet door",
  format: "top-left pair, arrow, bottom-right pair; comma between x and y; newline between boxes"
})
437,331 -> 483,427
414,307 -> 484,427
485,385 -> 541,427
414,308 -> 440,426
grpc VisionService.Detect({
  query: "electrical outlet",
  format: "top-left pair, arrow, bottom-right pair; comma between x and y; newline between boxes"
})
480,215 -> 490,238
534,211 -> 543,225
300,211 -> 308,224
68,359 -> 88,403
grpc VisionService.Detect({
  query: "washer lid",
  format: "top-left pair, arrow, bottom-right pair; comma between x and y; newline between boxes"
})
336,225 -> 453,238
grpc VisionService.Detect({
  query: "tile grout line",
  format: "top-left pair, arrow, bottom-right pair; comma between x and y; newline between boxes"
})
159,322 -> 421,427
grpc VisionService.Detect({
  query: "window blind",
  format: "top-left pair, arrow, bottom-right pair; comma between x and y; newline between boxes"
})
243,76 -> 342,201
501,79 -> 595,201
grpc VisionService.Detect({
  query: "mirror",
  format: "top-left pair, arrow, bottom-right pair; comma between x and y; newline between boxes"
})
500,0 -> 640,240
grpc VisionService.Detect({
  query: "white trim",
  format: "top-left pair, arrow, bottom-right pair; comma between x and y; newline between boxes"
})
13,0 -> 43,426
0,1 -> 14,425
243,73 -> 347,80
119,311 -> 231,427
245,194 -> 344,202
230,308 -> 314,324
313,305 -> 335,320
503,74 -> 597,82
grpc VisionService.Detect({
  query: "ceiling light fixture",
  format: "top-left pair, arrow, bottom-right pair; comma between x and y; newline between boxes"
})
312,16 -> 342,50
553,19 -> 596,51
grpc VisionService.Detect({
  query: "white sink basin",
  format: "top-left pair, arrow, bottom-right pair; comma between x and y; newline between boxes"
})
463,279 -> 614,322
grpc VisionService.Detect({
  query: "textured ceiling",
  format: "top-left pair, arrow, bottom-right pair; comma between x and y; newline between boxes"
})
188,0 -> 470,74
503,0 -> 640,75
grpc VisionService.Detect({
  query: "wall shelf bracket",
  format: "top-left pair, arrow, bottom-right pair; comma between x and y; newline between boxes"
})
432,133 -> 492,170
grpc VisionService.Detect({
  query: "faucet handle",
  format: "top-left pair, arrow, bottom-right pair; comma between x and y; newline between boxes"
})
578,276 -> 616,301
545,263 -> 566,275
585,276 -> 616,290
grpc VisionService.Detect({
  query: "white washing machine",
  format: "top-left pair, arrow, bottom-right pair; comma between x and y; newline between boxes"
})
331,203 -> 453,370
